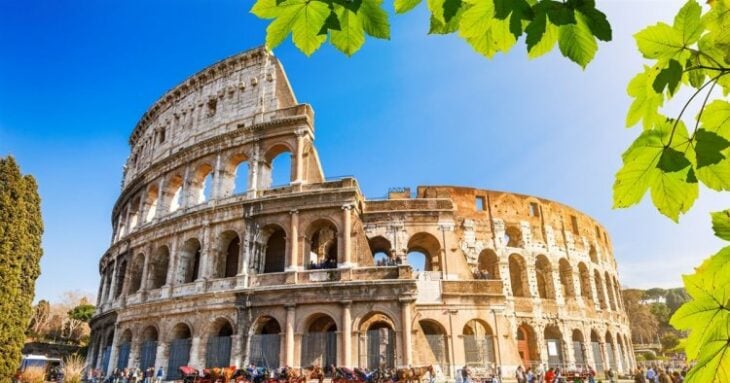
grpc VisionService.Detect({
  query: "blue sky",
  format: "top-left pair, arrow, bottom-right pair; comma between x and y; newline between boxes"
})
1,0 -> 725,302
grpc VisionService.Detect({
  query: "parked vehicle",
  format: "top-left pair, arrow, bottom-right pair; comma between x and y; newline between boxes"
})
14,354 -> 64,382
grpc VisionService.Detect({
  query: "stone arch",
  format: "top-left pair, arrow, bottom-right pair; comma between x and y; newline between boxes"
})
116,206 -> 128,240
139,325 -> 159,370
605,331 -> 617,371
301,313 -> 338,369
178,238 -> 202,284
543,324 -> 564,368
616,332 -> 627,372
605,271 -> 617,310
261,224 -> 287,273
594,270 -> 607,309
505,225 -> 523,248
144,184 -> 159,223
167,323 -> 193,380
578,262 -> 592,301
189,162 -> 214,205
306,219 -> 339,269
477,249 -> 500,280
128,196 -> 141,231
166,174 -> 184,213
250,316 -> 282,368
128,253 -> 145,294
590,330 -> 604,372
462,319 -> 495,367
368,236 -> 393,265
360,311 -> 397,369
559,258 -> 576,298
147,245 -> 170,289
508,254 -> 529,297
116,329 -> 133,370
142,325 -> 159,342
613,276 -> 623,309
419,319 -> 450,372
221,151 -> 250,197
215,230 -> 241,278
114,259 -> 127,299
407,232 -> 441,272
572,329 -> 587,368
516,323 -> 538,368
263,143 -> 295,188
206,317 -> 235,368
535,254 -> 556,299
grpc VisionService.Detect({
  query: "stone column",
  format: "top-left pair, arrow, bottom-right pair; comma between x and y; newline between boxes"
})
231,335 -> 242,368
155,341 -> 169,375
107,328 -> 120,375
293,131 -> 305,184
248,143 -> 260,198
140,252 -> 151,292
180,165 -> 190,209
613,340 -> 623,374
285,304 -> 296,367
198,223 -> 212,280
341,205 -> 352,267
213,152 -> 223,199
165,237 -> 179,288
107,262 -> 119,304
400,299 -> 413,366
189,336 -> 203,370
288,210 -> 299,271
98,274 -> 107,306
155,178 -> 166,220
341,301 -> 352,367
128,339 -> 141,370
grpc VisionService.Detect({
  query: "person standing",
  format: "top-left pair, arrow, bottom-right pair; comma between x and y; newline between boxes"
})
155,367 -> 164,383
535,364 -> 545,383
544,368 -> 555,383
515,366 -> 527,383
634,368 -> 647,383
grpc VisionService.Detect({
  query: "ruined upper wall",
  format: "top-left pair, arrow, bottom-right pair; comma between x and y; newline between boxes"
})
122,47 -> 298,188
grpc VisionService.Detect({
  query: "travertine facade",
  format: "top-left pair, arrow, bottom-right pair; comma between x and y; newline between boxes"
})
88,47 -> 635,380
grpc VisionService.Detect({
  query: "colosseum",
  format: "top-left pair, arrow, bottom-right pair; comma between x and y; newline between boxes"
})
87,47 -> 635,380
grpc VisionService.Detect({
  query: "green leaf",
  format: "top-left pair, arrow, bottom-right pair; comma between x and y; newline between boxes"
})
704,0 -> 730,65
430,2 -> 467,34
443,0 -> 464,22
359,0 -> 390,39
695,101 -> 730,190
459,0 -> 518,59
686,52 -> 707,88
652,59 -> 683,95
251,0 -> 283,19
319,9 -> 342,35
493,0 -> 533,38
528,18 -> 558,58
673,0 -> 704,46
394,0 -> 422,13
578,6 -> 612,41
290,0 -> 331,55
613,119 -> 698,221
711,209 -> 730,241
558,11 -> 597,68
429,0 -> 447,24
330,7 -> 365,55
546,1 -> 575,26
626,65 -> 665,129
695,129 -> 730,168
634,22 -> 684,60
525,10 -> 547,51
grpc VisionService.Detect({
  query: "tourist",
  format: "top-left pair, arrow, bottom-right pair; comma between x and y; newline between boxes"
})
544,368 -> 555,383
671,371 -> 682,383
155,367 -> 164,383
634,368 -> 646,383
657,369 -> 671,383
515,366 -> 527,383
461,365 -> 471,383
526,367 -> 535,383
646,367 -> 657,383
535,363 -> 545,383
606,367 -> 617,383
554,367 -> 563,383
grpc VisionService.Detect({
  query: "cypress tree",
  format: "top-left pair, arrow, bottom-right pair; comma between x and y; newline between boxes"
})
0,156 -> 43,381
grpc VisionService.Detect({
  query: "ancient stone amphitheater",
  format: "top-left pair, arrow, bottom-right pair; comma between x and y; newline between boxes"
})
88,47 -> 635,380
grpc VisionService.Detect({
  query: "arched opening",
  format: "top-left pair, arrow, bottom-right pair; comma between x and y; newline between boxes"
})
509,254 -> 529,297
589,245 -> 598,263
206,318 -> 234,368
178,238 -> 202,284
221,152 -> 249,197
306,220 -> 338,269
613,277 -> 623,309
535,255 -> 556,299
419,320 -> 450,375
101,330 -> 114,374
128,253 -> 145,294
572,330 -> 586,368
167,323 -> 193,380
463,319 -> 495,367
578,263 -> 592,301
516,324 -> 538,369
407,233 -> 441,273
147,246 -> 170,289
114,260 -> 127,299
594,270 -> 607,309
559,259 -> 576,298
116,207 -> 128,241
477,249 -> 499,280
262,144 -> 293,189
250,316 -> 282,368
117,329 -> 132,370
216,231 -> 240,278
128,197 -> 141,231
102,265 -> 113,302
605,272 -> 617,310
505,225 -> 523,248
368,236 -> 393,266
145,185 -> 159,223
616,333 -> 627,373
301,314 -> 338,369
605,332 -> 617,371
544,325 -> 564,369
262,226 -> 286,273
190,163 -> 214,205
359,312 -> 396,370
234,162 -> 250,195
590,330 -> 604,372
167,174 -> 184,213
140,326 -> 159,370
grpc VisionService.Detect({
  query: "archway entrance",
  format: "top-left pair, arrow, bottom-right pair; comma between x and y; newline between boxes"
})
572,330 -> 586,368
167,323 -> 192,379
301,315 -> 337,369
206,319 -> 234,368
544,325 -> 564,369
462,319 -> 495,367
590,331 -> 604,372
419,320 -> 450,376
250,316 -> 282,368
366,322 -> 396,370
140,326 -> 158,370
516,324 -> 536,369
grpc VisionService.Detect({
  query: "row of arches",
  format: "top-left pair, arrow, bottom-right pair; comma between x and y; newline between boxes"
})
499,224 -> 609,266
516,324 -> 632,373
501,252 -> 623,310
114,145 -> 294,242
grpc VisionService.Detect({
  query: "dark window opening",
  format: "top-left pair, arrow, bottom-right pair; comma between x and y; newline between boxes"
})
475,196 -> 486,211
529,202 -> 540,217
571,215 -> 579,235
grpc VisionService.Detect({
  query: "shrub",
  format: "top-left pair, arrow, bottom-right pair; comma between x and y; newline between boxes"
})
18,366 -> 45,383
63,354 -> 85,383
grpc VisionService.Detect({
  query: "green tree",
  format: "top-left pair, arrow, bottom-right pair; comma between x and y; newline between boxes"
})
650,302 -> 672,325
68,304 -> 95,323
665,288 -> 690,313
0,156 -> 44,382
661,332 -> 680,352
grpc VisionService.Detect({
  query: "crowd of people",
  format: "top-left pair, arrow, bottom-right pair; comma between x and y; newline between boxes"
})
632,365 -> 688,383
86,366 -> 165,383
